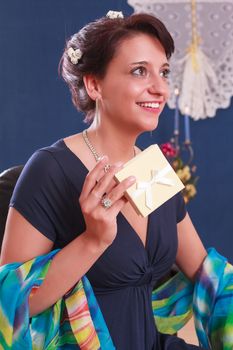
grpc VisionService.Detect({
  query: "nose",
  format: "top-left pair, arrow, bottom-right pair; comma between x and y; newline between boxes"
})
148,74 -> 169,99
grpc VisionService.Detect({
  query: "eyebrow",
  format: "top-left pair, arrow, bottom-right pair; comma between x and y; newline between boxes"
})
130,61 -> 170,68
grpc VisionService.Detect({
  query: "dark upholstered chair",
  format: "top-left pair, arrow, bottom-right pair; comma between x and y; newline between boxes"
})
0,165 -> 24,251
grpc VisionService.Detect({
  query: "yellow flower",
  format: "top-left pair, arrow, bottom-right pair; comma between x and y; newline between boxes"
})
177,166 -> 191,182
172,160 -> 179,170
185,184 -> 197,197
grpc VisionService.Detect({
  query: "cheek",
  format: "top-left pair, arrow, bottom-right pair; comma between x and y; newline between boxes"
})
117,79 -> 141,94
101,80 -> 128,101
124,82 -> 146,100
108,83 -> 141,105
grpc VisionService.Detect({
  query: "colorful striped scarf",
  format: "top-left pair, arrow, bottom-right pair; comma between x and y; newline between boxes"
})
0,248 -> 232,349
0,250 -> 115,349
153,248 -> 233,349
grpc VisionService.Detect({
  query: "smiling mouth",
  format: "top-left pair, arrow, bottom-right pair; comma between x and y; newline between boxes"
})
136,102 -> 160,109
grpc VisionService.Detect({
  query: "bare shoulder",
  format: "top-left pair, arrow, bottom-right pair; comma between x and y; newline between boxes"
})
64,132 -> 83,148
176,213 -> 207,281
0,207 -> 53,265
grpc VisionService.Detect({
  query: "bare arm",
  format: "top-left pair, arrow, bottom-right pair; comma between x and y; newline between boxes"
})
0,156 -> 136,316
176,212 -> 207,282
1,208 -> 109,316
1,208 -> 54,263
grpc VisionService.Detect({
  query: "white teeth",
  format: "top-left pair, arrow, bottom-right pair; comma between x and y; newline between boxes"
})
138,102 -> 160,108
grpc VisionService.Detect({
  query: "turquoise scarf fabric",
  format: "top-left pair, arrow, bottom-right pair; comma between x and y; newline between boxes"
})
0,248 -> 232,349
153,248 -> 233,349
0,250 -> 115,349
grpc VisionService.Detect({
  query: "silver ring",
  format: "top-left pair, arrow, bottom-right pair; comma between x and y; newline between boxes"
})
104,164 -> 111,173
101,196 -> 112,209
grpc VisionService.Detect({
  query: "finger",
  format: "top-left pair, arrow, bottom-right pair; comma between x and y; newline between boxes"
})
98,165 -> 124,195
81,156 -> 109,201
103,178 -> 117,197
105,175 -> 136,204
92,163 -> 123,200
105,197 -> 128,217
99,175 -> 135,214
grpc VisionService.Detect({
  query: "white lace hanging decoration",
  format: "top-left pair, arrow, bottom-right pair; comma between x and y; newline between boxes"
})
179,46 -> 218,118
128,0 -> 233,120
178,0 -> 218,118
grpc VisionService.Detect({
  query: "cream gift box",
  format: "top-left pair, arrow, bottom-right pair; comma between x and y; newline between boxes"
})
114,144 -> 185,217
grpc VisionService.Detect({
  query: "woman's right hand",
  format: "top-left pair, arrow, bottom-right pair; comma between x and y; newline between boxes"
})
79,156 -> 136,247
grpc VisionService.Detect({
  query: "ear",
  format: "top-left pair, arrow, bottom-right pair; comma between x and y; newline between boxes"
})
83,75 -> 101,101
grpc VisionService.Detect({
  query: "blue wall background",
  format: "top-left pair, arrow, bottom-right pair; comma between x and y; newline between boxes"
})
0,1 -> 232,261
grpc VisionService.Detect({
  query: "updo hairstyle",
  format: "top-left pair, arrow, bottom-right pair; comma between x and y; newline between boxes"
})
60,13 -> 174,122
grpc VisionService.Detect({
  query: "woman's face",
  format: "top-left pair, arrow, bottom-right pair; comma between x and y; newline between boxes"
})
97,33 -> 170,134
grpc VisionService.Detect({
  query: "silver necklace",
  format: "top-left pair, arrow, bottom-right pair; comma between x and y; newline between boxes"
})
82,129 -> 136,164
82,129 -> 101,162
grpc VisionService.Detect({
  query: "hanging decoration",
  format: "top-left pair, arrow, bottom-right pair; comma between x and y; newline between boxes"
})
160,89 -> 199,204
128,0 -> 233,120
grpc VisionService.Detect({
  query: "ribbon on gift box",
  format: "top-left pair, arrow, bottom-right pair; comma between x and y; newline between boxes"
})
132,165 -> 174,210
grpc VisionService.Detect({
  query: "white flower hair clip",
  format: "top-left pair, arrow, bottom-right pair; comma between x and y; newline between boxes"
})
106,10 -> 124,19
67,47 -> 82,65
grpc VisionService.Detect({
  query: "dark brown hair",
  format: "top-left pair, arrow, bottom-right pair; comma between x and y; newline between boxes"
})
60,13 -> 174,122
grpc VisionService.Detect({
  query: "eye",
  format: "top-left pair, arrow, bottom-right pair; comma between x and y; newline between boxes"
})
131,66 -> 147,76
160,68 -> 170,79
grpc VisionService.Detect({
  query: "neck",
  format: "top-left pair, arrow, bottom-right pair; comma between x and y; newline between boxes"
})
87,122 -> 138,164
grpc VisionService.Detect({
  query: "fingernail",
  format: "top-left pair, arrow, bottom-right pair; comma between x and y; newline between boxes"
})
128,176 -> 136,183
115,161 -> 124,167
99,155 -> 108,161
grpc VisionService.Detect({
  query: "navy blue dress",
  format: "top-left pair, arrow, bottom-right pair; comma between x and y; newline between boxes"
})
10,140 -> 204,349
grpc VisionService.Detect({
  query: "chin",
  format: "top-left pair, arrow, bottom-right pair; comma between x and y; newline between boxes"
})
127,115 -> 160,135
134,123 -> 159,137
143,117 -> 160,132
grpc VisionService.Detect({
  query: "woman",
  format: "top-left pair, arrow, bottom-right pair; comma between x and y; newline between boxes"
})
1,12 -> 207,349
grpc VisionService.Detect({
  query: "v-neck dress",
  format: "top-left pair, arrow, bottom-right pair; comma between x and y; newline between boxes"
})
10,140 -> 204,349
